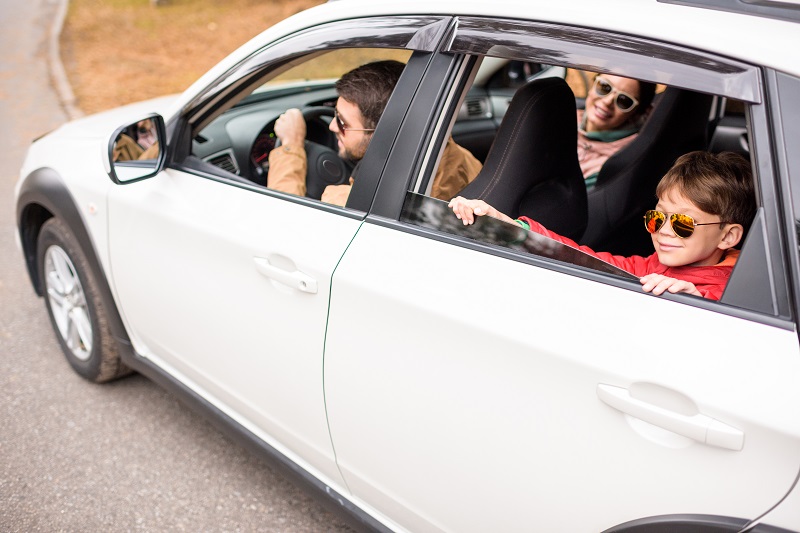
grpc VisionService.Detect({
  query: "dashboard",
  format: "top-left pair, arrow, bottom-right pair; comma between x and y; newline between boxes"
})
191,85 -> 341,187
190,80 -> 504,190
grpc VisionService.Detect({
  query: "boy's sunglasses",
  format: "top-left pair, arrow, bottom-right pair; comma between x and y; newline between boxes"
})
334,109 -> 375,136
592,77 -> 640,113
644,210 -> 727,239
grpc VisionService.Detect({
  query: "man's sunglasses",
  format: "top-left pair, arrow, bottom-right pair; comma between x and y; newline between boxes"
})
644,210 -> 728,239
334,109 -> 375,135
592,77 -> 640,113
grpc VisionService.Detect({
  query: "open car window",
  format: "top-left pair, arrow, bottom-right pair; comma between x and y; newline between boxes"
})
187,47 -> 411,195
254,48 -> 411,94
393,17 -> 788,320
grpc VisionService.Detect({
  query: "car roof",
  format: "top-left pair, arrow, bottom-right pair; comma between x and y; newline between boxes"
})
174,0 -> 799,114
656,0 -> 800,24
322,1 -> 796,71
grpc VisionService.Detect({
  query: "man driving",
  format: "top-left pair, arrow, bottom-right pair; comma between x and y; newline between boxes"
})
267,60 -> 482,206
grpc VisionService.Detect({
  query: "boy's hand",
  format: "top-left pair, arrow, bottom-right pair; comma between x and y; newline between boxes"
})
640,274 -> 702,297
448,196 -> 513,225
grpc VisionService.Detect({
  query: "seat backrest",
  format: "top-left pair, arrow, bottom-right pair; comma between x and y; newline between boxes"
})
457,77 -> 587,240
581,87 -> 714,255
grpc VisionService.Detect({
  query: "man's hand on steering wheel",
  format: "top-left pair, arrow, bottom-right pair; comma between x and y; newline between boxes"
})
274,108 -> 306,148
266,106 -> 352,201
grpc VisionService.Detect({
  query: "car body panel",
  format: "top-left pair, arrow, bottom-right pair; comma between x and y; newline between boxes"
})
106,169 -> 361,490
325,220 -> 800,531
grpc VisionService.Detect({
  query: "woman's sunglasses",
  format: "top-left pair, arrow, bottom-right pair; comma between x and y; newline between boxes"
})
592,77 -> 640,113
334,108 -> 375,136
644,210 -> 727,239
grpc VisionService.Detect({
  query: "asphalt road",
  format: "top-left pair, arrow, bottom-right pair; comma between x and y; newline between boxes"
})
0,1 -> 355,531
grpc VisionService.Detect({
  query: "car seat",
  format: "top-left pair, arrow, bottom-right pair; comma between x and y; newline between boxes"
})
580,87 -> 714,256
457,77 -> 587,241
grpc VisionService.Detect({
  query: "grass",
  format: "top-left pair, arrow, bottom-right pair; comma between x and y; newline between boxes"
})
61,0 -> 326,115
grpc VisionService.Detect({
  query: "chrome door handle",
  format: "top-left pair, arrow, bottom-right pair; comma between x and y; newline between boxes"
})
253,257 -> 318,294
597,384 -> 744,451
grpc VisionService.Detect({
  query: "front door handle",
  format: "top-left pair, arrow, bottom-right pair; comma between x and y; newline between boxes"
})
597,384 -> 744,451
254,257 -> 318,294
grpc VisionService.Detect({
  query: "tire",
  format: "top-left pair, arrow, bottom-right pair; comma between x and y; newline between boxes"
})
37,217 -> 132,383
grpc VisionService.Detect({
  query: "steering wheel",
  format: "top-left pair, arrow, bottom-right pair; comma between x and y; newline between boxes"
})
276,106 -> 352,200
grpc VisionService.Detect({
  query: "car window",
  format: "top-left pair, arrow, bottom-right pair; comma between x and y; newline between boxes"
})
186,47 -> 412,201
393,20 -> 785,319
259,48 -> 411,91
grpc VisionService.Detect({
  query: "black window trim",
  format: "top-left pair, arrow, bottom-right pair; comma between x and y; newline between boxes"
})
768,69 -> 800,328
724,84 -> 793,319
412,56 -> 478,198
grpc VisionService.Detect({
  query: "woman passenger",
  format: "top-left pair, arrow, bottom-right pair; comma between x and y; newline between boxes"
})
578,74 -> 657,187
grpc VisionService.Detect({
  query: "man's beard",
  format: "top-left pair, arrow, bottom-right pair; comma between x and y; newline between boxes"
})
338,135 -> 371,163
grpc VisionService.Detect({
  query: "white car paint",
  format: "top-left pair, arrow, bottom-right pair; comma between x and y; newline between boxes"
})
106,168 -> 364,491
15,1 -> 800,531
325,222 -> 800,531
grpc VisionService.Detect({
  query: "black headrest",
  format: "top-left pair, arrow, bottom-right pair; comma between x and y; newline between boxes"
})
457,77 -> 587,240
582,87 -> 714,253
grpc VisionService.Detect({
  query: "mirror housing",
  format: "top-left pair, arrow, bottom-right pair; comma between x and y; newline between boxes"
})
107,114 -> 166,184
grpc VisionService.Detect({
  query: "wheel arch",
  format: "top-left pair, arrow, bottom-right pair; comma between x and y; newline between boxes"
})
602,514 -> 796,533
16,167 -> 135,358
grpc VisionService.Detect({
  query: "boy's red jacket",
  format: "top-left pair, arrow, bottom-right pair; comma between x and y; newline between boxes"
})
518,216 -> 739,300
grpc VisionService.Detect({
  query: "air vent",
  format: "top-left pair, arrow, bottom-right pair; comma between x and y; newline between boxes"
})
206,150 -> 240,175
458,98 -> 491,120
466,99 -> 486,117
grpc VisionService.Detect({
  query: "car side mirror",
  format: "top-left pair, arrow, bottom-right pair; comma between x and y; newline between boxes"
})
107,114 -> 166,183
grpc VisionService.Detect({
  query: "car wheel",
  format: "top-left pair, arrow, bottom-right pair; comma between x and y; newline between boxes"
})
37,218 -> 131,383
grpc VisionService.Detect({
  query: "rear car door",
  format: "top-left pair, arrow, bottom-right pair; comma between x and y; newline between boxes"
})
323,20 -> 800,532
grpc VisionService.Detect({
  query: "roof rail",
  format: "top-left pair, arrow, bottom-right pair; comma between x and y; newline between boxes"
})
658,0 -> 800,23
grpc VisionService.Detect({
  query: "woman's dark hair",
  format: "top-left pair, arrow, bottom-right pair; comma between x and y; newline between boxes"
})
635,80 -> 657,115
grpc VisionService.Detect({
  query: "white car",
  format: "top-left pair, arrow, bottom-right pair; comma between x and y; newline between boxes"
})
15,0 -> 800,531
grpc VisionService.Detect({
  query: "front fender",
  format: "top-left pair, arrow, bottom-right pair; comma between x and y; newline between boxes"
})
16,167 -> 134,355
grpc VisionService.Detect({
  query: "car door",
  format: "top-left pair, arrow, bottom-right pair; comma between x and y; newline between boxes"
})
108,165 -> 364,485
322,23 -> 800,532
106,17 -> 449,492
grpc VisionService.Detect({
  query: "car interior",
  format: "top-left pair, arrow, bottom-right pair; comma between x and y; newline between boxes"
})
188,47 -> 752,276
433,64 -> 752,263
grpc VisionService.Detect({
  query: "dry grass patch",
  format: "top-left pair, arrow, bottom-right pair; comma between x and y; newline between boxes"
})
61,0 -> 325,114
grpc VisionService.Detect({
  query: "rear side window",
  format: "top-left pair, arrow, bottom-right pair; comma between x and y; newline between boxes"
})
395,17 -> 790,321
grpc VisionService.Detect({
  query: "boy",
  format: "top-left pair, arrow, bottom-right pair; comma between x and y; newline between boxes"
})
449,151 -> 756,300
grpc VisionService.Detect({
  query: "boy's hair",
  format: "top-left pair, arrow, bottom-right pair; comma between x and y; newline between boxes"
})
656,151 -> 757,237
335,60 -> 405,129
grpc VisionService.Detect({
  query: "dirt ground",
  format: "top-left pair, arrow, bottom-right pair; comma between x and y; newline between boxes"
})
61,0 -> 325,115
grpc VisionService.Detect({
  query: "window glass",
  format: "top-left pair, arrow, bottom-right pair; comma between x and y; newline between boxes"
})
262,49 -> 411,89
189,48 -> 411,203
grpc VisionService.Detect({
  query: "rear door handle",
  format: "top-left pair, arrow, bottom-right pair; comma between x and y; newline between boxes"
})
253,257 -> 318,294
597,384 -> 744,451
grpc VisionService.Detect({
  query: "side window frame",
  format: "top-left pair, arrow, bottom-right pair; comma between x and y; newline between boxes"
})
769,70 -> 800,324
165,16 -> 454,212
369,15 -> 794,326
721,77 -> 791,318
